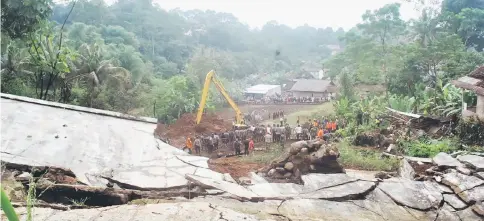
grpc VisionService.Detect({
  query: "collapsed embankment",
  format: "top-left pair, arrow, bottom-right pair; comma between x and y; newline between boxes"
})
155,113 -> 233,148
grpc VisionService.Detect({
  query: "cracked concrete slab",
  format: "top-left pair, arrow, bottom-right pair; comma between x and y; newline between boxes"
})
185,174 -> 258,200
8,202 -> 259,221
456,155 -> 484,172
433,153 -> 464,168
277,198 -> 430,221
301,173 -> 358,189
378,179 -> 443,210
0,96 -> 212,189
457,185 -> 484,203
441,172 -> 484,194
443,194 -> 467,210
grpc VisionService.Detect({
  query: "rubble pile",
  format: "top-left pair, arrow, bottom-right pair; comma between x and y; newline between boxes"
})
398,152 -> 484,216
262,139 -> 344,182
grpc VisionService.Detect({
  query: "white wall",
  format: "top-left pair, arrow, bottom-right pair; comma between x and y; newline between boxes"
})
477,95 -> 484,119
291,91 -> 326,98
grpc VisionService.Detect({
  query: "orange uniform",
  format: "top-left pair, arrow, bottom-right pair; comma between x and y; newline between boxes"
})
186,138 -> 193,149
331,122 -> 337,131
317,129 -> 324,138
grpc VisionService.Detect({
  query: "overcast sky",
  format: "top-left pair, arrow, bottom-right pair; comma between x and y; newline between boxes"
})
152,0 -> 421,30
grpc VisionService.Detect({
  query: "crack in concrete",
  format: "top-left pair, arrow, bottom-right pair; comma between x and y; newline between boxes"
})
301,179 -> 373,194
348,201 -> 388,221
175,156 -> 208,169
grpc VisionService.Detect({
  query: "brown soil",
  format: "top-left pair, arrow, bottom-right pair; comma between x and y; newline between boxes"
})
155,113 -> 233,148
208,157 -> 265,179
409,161 -> 433,175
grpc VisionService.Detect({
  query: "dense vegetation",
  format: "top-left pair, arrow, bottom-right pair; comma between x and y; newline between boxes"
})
327,0 -> 484,157
1,0 -> 343,122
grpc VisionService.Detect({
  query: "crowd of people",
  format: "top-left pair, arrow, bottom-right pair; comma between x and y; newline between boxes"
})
182,113 -> 346,157
246,94 -> 334,105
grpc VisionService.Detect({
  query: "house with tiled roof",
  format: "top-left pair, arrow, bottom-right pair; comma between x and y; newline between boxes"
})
451,66 -> 484,120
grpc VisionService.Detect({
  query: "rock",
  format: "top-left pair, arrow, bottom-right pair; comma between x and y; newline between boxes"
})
457,155 -> 484,172
399,159 -> 415,180
267,169 -> 276,177
294,169 -> 301,179
441,172 -> 484,193
424,181 -> 453,194
436,204 -> 461,221
15,172 -> 33,181
378,180 -> 443,210
457,166 -> 472,175
223,173 -> 237,183
375,171 -> 393,179
435,176 -> 442,183
426,166 -> 438,174
458,185 -> 484,203
284,162 -> 294,171
185,174 -> 257,200
433,152 -> 464,168
456,207 -> 484,221
300,148 -> 308,155
238,177 -> 251,185
443,194 -> 468,210
472,201 -> 484,216
275,167 -> 285,174
289,141 -> 307,154
475,172 -> 484,180
404,156 -> 433,164
283,172 -> 292,178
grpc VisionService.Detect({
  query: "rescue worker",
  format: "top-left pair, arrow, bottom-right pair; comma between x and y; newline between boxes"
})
272,124 -> 276,143
331,120 -> 337,133
185,137 -> 193,154
317,127 -> 324,140
234,137 -> 242,156
295,124 -> 303,140
194,136 -> 202,155
212,133 -> 220,150
248,138 -> 255,155
207,135 -> 214,153
243,137 -> 250,156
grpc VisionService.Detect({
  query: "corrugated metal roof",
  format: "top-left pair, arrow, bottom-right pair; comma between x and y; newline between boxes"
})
289,79 -> 333,92
244,84 -> 280,94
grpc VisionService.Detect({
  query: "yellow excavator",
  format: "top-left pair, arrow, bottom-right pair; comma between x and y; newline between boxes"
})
196,70 -> 247,129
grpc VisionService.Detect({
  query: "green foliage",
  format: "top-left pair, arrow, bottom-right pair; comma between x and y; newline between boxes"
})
1,189 -> 19,221
400,138 -> 460,158
457,117 -> 484,146
338,141 -> 400,171
1,0 -> 53,39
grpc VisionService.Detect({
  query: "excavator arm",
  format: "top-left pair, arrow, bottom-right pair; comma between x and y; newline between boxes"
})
196,70 -> 244,126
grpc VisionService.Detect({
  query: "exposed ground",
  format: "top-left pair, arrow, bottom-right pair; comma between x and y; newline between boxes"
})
154,103 -> 335,179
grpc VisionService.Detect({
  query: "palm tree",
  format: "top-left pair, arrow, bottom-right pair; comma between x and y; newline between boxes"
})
61,43 -> 131,106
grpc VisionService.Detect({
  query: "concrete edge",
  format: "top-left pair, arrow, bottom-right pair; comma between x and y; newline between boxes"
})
0,93 -> 158,124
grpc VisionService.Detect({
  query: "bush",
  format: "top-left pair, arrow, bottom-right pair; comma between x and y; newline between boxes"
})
457,118 -> 484,146
338,141 -> 400,171
400,138 -> 459,158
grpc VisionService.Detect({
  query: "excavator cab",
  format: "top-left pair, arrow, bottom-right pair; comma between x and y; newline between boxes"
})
196,70 -> 248,129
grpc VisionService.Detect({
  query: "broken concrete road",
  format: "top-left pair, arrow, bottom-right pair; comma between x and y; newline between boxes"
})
2,94 -> 483,221
0,94 -> 216,190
